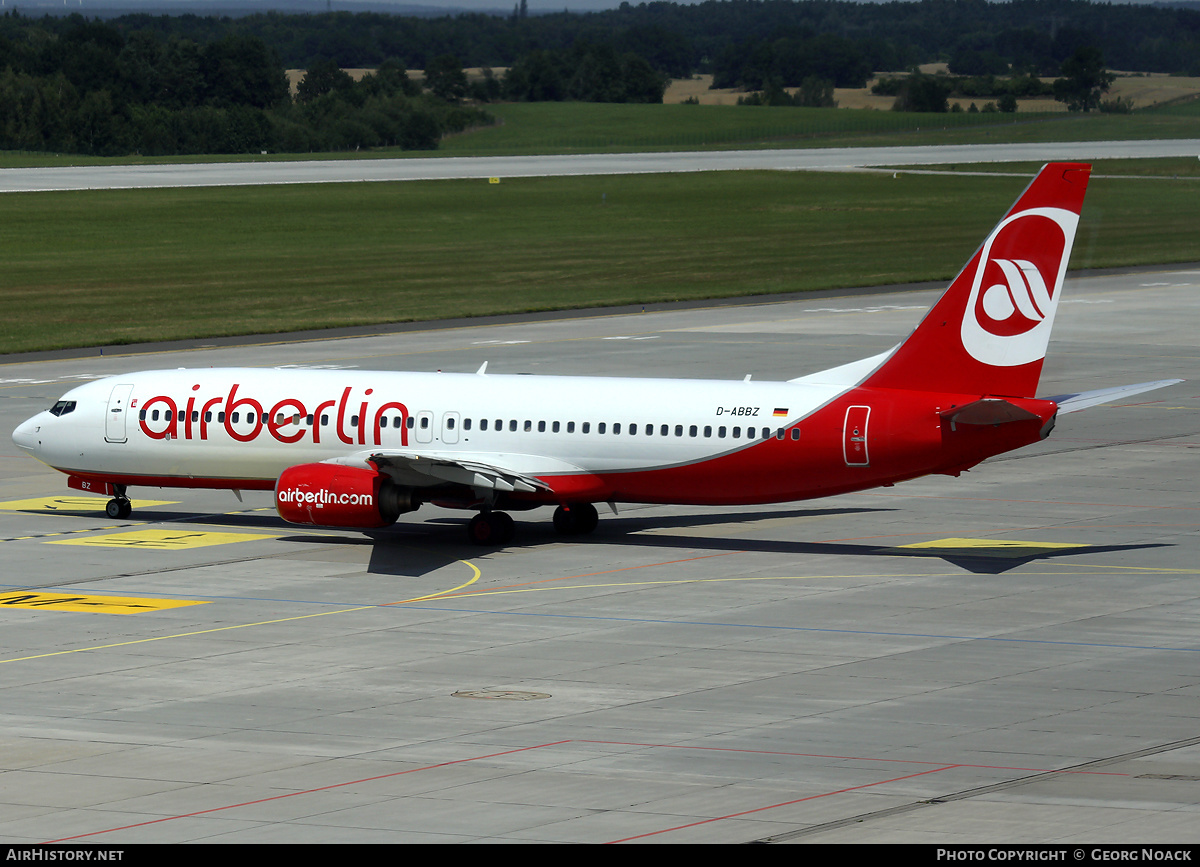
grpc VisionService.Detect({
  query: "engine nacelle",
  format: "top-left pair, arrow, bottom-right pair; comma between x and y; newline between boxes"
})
275,463 -> 418,528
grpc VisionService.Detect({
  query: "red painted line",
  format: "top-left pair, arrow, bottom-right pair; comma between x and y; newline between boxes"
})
575,740 -> 1130,776
41,740 -> 570,843
40,738 -> 1134,843
605,765 -> 958,843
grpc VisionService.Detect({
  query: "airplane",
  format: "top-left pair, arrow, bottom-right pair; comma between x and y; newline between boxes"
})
12,162 -> 1181,546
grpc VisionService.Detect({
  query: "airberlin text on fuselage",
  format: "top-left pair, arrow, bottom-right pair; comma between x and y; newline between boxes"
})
136,383 -> 409,447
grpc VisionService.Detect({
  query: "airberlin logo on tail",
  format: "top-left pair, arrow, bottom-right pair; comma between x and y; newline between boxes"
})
961,206 -> 1079,367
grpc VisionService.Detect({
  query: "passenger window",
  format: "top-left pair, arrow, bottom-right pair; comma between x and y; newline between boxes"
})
464,418 -> 472,430
598,422 -> 606,434
350,415 -> 359,426
139,410 -> 146,420
406,417 -> 414,429
152,410 -> 159,421
525,420 -> 532,432
509,420 -> 517,432
613,423 -> 621,434
689,425 -> 697,437
447,417 -> 456,429
322,414 -> 329,426
718,426 -> 726,438
393,417 -> 403,428
552,421 -> 560,433
305,414 -> 313,425
704,425 -> 712,437
481,419 -> 489,431
582,422 -> 590,434
675,425 -> 683,437
206,411 -> 213,423
660,425 -> 668,436
567,422 -> 575,433
732,427 -> 741,438
231,412 -> 239,423
537,421 -> 545,432
420,417 -> 429,429
791,429 -> 800,441
219,412 -> 226,423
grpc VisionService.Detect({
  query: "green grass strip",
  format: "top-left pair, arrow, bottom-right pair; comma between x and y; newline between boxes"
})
1,169 -> 1196,355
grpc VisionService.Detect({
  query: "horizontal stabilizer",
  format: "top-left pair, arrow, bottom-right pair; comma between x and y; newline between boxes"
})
941,399 -> 1041,426
1044,379 -> 1183,415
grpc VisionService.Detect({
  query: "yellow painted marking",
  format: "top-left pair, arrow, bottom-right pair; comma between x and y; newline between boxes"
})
0,560 -> 480,664
899,538 -> 1088,551
0,495 -> 177,512
488,177 -> 500,184
47,530 -> 277,549
431,572 -> 928,601
0,591 -> 207,614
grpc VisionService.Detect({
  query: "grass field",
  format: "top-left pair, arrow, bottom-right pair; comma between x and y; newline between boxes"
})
2,167 -> 1197,355
439,102 -> 1200,155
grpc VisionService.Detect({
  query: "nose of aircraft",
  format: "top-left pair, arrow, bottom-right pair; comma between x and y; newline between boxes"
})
12,414 -> 42,454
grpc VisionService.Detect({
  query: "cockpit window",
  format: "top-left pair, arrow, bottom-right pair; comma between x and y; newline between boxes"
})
49,400 -> 76,417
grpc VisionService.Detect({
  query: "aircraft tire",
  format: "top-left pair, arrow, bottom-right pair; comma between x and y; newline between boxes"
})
553,502 -> 599,536
468,511 -> 514,546
491,511 -> 515,544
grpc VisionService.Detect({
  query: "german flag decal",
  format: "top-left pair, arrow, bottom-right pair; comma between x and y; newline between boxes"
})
773,408 -> 788,417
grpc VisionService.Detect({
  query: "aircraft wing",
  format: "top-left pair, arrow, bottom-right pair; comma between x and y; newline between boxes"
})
319,449 -> 587,494
1043,379 -> 1183,415
368,451 -> 553,493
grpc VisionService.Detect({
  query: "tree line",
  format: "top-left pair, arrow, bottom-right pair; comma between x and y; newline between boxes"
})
0,1 -> 1194,155
0,15 -> 492,155
89,1 -> 1200,79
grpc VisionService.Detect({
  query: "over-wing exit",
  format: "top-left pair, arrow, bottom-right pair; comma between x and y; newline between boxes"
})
13,164 -> 1180,545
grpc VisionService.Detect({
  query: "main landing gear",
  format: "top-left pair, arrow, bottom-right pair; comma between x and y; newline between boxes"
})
468,510 -> 515,546
466,502 -> 600,546
552,502 -> 598,536
105,485 -> 131,519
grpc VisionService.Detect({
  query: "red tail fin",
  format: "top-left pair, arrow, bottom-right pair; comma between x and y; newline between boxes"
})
863,163 -> 1091,398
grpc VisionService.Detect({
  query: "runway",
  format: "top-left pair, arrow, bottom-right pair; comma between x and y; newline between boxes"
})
1,271 -> 1197,843
0,138 -> 1197,192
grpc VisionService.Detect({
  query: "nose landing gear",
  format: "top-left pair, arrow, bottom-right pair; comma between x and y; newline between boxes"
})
105,485 -> 131,519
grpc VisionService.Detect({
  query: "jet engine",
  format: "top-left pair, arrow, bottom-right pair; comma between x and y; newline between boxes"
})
275,463 -> 418,528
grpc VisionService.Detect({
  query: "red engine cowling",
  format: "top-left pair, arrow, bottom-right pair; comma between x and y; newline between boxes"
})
275,463 -> 417,528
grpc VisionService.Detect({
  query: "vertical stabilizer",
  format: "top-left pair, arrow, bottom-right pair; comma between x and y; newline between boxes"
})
863,163 -> 1091,398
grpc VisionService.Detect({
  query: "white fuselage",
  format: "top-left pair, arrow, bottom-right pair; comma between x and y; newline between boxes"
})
13,367 -> 854,504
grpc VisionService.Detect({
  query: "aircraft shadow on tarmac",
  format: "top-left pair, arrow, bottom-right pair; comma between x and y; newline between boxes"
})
21,503 -> 1168,578
597,531 -> 1168,575
295,506 -> 1166,578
